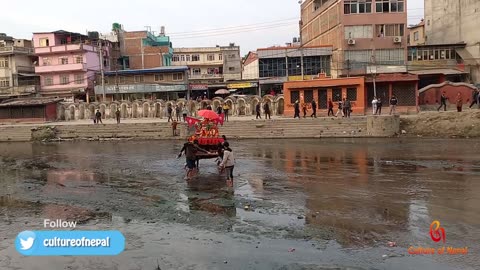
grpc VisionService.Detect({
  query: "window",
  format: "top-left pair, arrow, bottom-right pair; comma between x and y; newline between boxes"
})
74,74 -> 84,84
74,55 -> 83,64
186,55 -> 191,61
376,0 -> 404,13
207,54 -> 215,61
344,0 -> 372,14
42,57 -> 51,66
172,55 -> 180,62
207,68 -> 218,74
60,75 -> 69,85
180,55 -> 185,61
44,76 -> 53,86
0,77 -> 9,87
228,54 -> 236,59
39,38 -> 49,47
344,25 -> 373,39
173,73 -> 184,81
192,68 -> 201,76
304,90 -> 314,103
154,74 -> 164,81
59,57 -> 68,65
290,91 -> 300,104
134,75 -> 144,83
0,58 -> 8,68
228,67 -> 235,71
347,88 -> 357,101
376,24 -> 404,37
332,88 -> 342,102
219,54 -> 223,61
413,31 -> 419,41
192,55 -> 200,61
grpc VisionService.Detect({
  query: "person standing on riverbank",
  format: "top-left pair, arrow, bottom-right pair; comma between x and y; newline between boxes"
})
376,98 -> 383,115
437,92 -> 448,112
175,106 -> 181,122
223,103 -> 230,122
311,99 -> 317,118
294,100 -> 300,119
372,97 -> 378,115
335,100 -> 344,117
182,107 -> 188,122
302,103 -> 308,118
95,110 -> 103,124
219,142 -> 235,187
167,105 -> 173,122
343,98 -> 351,118
328,99 -> 334,116
389,95 -> 398,115
115,109 -> 121,124
456,92 -> 464,112
255,103 -> 262,119
171,120 -> 178,136
469,89 -> 479,108
264,102 -> 271,120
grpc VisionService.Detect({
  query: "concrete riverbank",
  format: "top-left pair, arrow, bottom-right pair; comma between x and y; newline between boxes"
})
0,115 -> 401,142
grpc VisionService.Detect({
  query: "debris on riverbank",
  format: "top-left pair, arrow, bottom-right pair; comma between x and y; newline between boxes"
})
400,110 -> 480,138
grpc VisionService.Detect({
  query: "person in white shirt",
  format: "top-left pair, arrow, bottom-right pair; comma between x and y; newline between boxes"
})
219,142 -> 235,187
372,97 -> 378,115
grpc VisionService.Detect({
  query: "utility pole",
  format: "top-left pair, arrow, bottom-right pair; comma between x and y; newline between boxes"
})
99,40 -> 106,101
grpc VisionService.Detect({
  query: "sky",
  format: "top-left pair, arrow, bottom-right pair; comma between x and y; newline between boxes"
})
2,0 -> 425,55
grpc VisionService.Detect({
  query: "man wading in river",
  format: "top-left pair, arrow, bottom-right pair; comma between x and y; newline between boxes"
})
178,140 -> 210,180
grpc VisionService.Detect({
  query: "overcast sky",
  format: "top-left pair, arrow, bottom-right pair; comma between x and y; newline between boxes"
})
2,0 -> 425,55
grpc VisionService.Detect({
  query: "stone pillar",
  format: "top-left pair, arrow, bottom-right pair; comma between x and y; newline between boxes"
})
366,115 -> 400,137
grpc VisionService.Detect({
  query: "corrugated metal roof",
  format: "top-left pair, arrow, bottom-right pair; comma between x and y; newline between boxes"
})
409,69 -> 467,75
104,66 -> 189,76
0,98 -> 63,107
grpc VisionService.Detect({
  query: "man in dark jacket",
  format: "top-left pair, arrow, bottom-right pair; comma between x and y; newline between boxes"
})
469,89 -> 479,108
376,98 -> 383,115
264,102 -> 271,119
311,99 -> 317,118
256,103 -> 262,119
389,95 -> 398,115
343,98 -> 351,118
294,100 -> 300,119
437,92 -> 448,111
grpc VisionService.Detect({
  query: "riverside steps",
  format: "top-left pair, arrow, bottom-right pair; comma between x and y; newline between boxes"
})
0,116 -> 400,142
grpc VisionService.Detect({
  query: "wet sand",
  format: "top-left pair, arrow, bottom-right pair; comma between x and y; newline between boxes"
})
0,139 -> 479,269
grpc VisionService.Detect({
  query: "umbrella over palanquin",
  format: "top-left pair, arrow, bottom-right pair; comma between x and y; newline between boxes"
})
198,110 -> 220,119
215,89 -> 230,95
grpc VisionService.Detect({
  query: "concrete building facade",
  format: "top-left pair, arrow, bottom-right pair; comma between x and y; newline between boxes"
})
0,33 -> 39,99
300,0 -> 408,77
33,30 -> 111,102
408,20 -> 426,46
242,51 -> 259,80
424,0 -> 480,83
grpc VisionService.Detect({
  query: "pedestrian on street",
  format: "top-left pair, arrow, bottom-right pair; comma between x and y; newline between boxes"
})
372,97 -> 378,115
95,110 -> 103,124
456,92 -> 463,112
223,103 -> 230,122
389,95 -> 398,115
469,89 -> 479,108
328,99 -> 334,116
302,103 -> 308,118
216,105 -> 223,115
264,102 -> 271,119
182,107 -> 188,122
294,100 -> 301,119
172,120 -> 178,136
219,142 -> 235,187
343,98 -> 352,118
175,106 -> 181,122
167,105 -> 173,122
437,92 -> 448,112
335,100 -> 344,117
311,99 -> 317,118
115,108 -> 121,124
376,98 -> 383,115
256,103 -> 262,119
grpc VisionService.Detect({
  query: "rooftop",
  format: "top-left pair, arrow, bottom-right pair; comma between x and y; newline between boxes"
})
0,98 -> 63,107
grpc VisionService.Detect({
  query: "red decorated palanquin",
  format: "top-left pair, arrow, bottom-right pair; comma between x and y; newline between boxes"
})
187,118 -> 225,158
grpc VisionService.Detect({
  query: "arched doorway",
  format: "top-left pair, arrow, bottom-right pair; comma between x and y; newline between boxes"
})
121,104 -> 128,118
277,98 -> 285,115
132,103 -> 138,118
143,103 -> 150,118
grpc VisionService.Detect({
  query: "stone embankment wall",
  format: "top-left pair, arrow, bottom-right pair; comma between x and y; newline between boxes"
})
0,116 -> 403,142
57,95 -> 285,121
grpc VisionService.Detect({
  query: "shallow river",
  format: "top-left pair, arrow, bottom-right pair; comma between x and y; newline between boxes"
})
0,139 -> 479,270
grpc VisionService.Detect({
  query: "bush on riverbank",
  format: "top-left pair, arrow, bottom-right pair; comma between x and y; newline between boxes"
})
31,126 -> 58,141
400,110 -> 480,138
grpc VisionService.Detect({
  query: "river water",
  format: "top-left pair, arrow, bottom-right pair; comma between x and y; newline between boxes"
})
0,139 -> 479,270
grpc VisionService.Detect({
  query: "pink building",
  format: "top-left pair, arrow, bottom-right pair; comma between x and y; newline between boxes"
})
33,30 -> 110,102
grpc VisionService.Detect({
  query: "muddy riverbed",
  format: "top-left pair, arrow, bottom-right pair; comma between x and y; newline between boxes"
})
0,139 -> 479,270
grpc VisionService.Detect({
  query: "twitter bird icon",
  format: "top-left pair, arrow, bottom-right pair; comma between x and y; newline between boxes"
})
16,231 -> 36,254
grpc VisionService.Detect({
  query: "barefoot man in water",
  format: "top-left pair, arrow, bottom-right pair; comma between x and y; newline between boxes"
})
178,140 -> 210,180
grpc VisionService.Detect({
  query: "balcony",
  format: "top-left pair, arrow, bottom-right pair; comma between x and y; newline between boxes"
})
35,63 -> 87,73
189,73 -> 224,79
34,44 -> 97,55
0,46 -> 34,55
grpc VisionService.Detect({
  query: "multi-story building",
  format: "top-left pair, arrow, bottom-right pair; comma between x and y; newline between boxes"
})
424,0 -> 480,83
121,27 -> 173,70
257,45 -> 332,96
300,0 -> 417,112
171,44 -> 242,96
242,51 -> 259,80
94,66 -> 189,101
407,20 -> 425,46
0,33 -> 39,99
33,30 -> 111,102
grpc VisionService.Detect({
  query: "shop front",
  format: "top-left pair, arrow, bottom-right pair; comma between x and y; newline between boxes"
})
94,84 -> 188,101
226,82 -> 258,96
